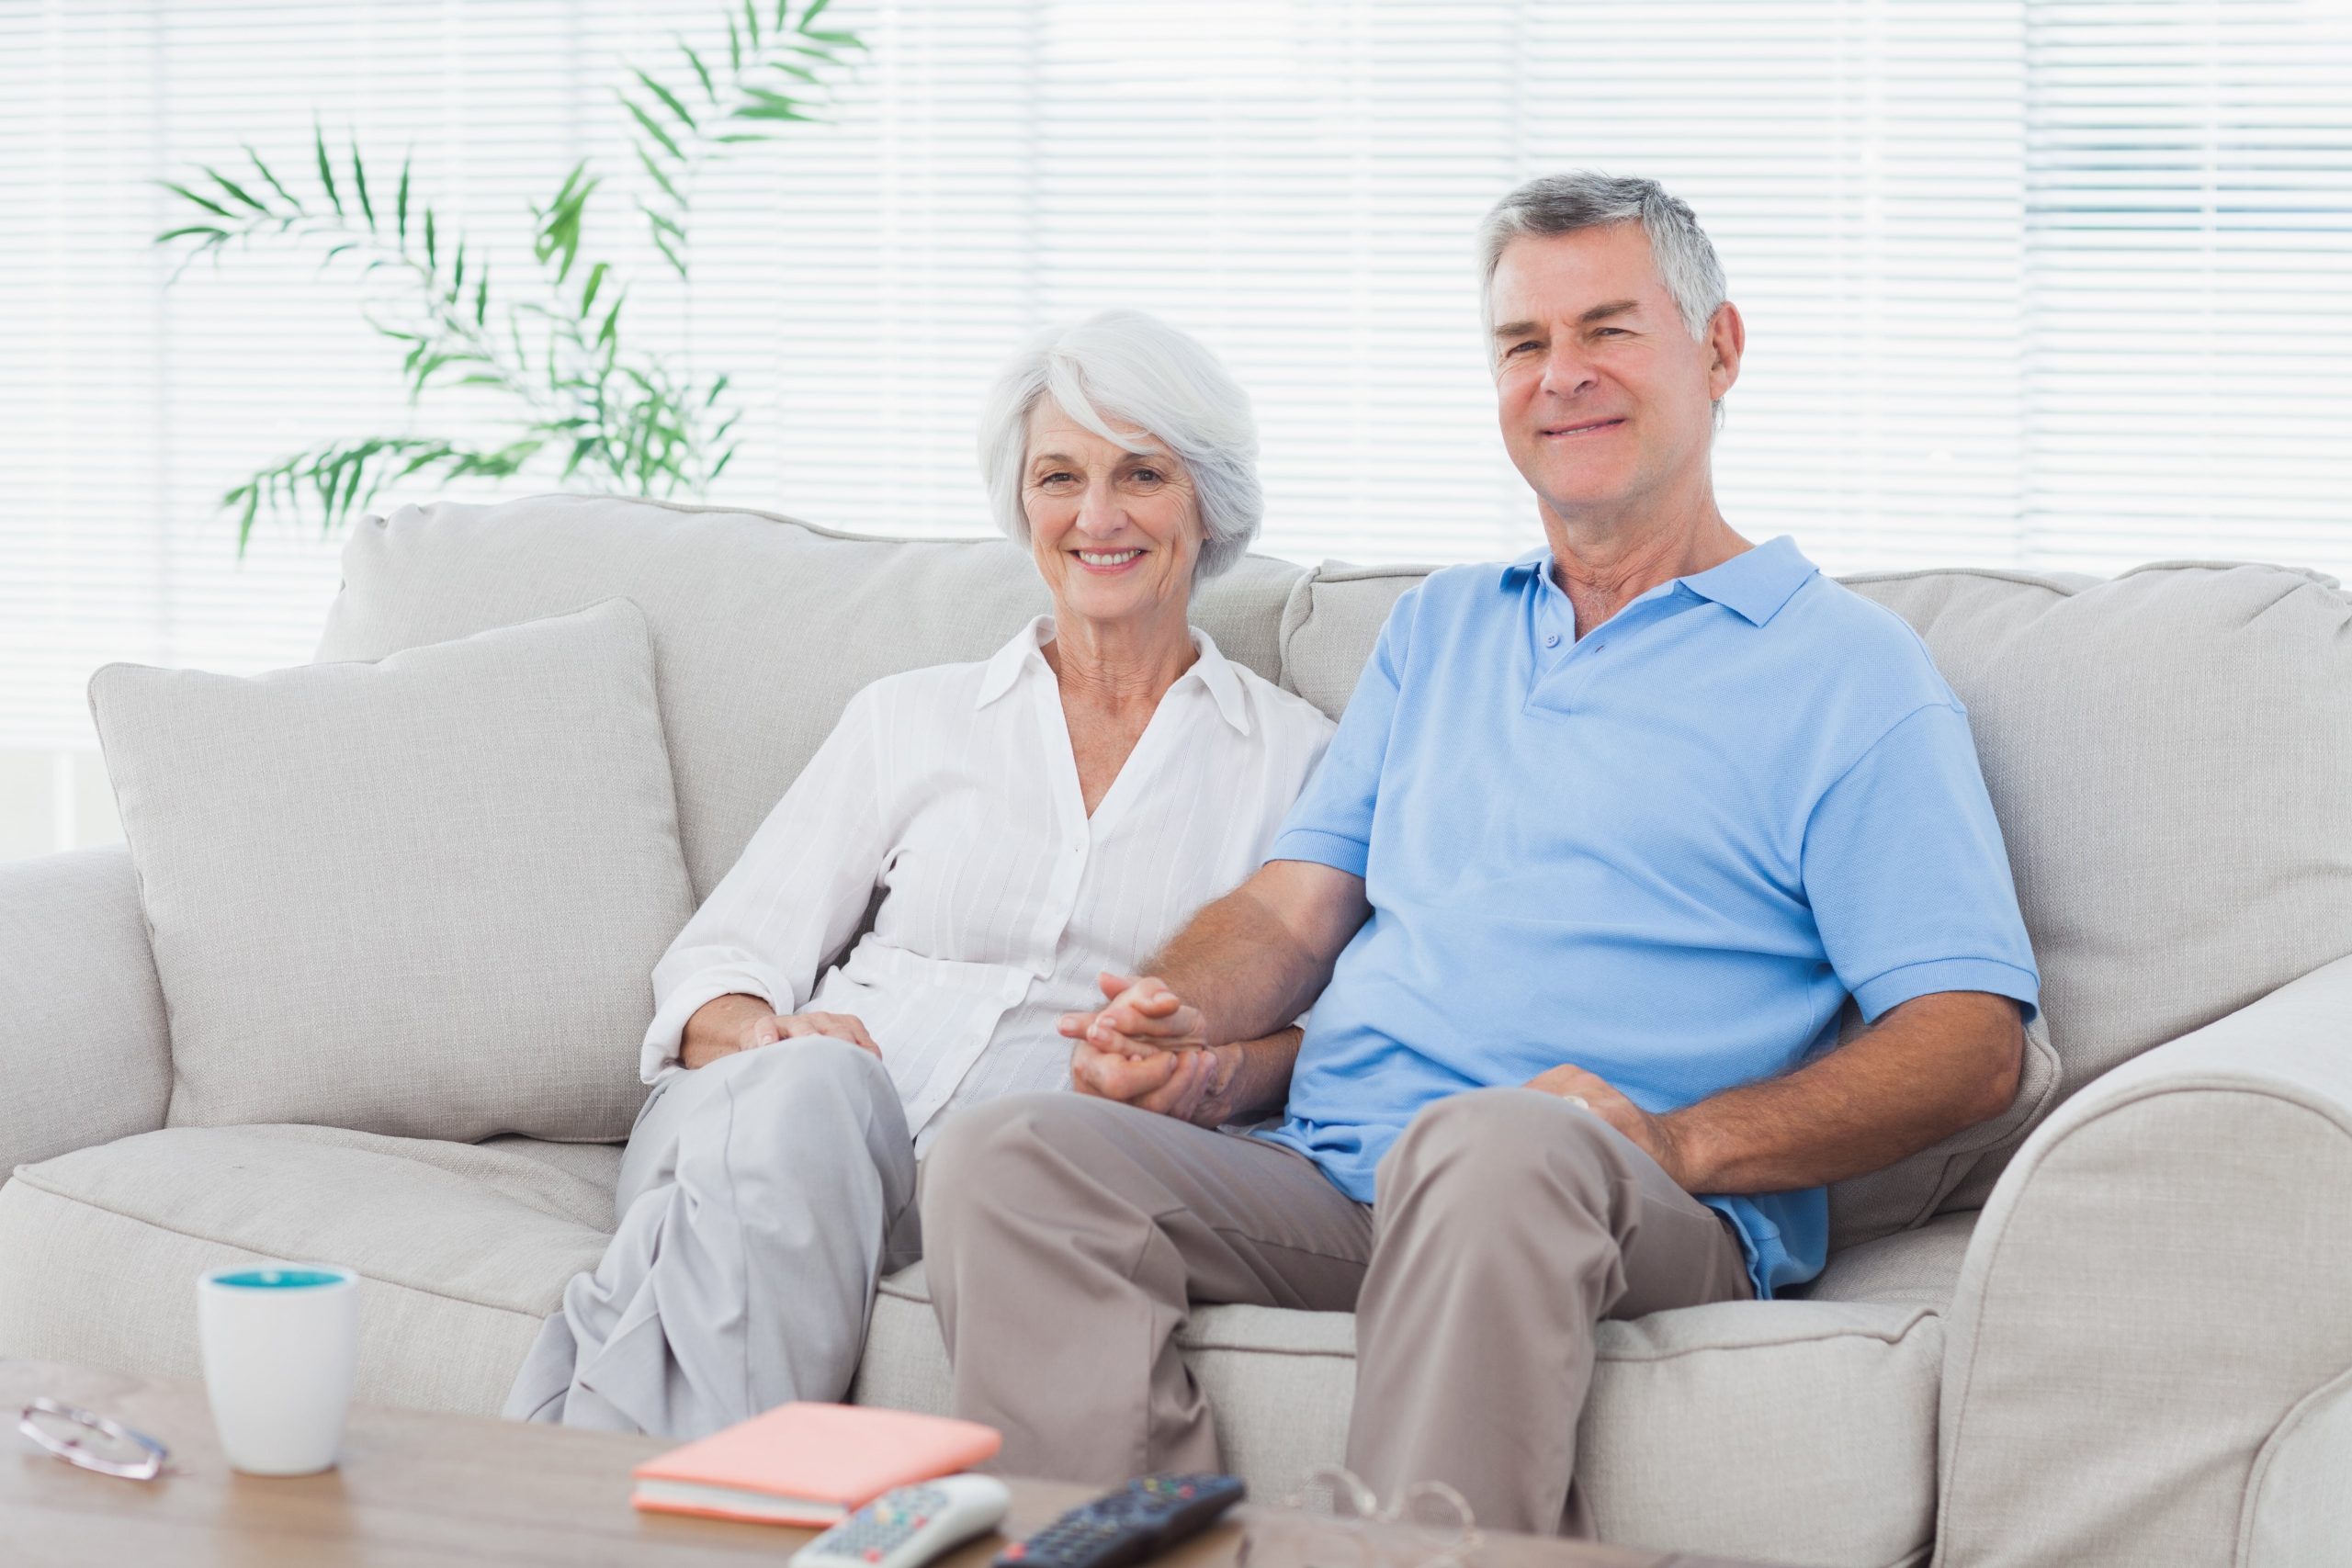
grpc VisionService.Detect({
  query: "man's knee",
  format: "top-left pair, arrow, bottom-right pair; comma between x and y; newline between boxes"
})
1379,1087 -> 1627,1217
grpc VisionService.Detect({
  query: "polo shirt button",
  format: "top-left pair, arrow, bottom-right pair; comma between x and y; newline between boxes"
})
1544,632 -> 1560,648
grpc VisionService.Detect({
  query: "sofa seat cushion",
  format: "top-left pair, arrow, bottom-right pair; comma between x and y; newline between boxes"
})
854,1263 -> 1941,1568
0,1126 -> 619,1416
1802,1209 -> 1980,1312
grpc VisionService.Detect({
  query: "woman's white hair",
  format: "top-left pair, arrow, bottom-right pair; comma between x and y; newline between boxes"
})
977,308 -> 1262,581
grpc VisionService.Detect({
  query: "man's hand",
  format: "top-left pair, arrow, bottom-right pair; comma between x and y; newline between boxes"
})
1059,972 -> 1209,1057
1069,1032 -> 1240,1124
1525,1063 -> 1690,1189
1061,971 -> 1227,1124
681,993 -> 881,1069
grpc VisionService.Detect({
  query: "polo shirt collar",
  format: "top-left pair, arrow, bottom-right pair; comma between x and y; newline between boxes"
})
1683,536 -> 1817,625
975,615 -> 1251,735
1505,534 -> 1817,627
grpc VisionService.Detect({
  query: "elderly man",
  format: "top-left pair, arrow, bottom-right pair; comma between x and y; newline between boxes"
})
917,173 -> 2040,1538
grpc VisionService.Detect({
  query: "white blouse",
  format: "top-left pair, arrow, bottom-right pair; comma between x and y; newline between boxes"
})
640,615 -> 1337,1151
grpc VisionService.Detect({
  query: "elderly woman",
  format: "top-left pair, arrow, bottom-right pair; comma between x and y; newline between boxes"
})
504,309 -> 1334,1439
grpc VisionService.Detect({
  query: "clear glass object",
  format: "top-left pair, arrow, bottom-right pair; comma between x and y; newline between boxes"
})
1238,1464 -> 1481,1568
18,1397 -> 171,1481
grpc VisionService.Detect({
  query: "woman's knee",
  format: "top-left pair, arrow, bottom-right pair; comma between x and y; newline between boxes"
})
679,1036 -> 892,1139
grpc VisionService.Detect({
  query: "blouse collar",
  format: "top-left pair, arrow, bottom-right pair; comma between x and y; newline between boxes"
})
975,615 -> 1251,736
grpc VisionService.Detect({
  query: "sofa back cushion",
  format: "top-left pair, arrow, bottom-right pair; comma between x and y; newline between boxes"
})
316,494 -> 1304,901
92,598 -> 695,1143
1281,557 -> 2352,1246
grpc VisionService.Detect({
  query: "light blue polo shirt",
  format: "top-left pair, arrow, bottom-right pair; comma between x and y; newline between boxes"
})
1257,536 -> 2040,1297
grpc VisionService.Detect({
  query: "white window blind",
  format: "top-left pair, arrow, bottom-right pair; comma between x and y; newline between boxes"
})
2024,0 -> 2352,568
3,0 -> 2349,784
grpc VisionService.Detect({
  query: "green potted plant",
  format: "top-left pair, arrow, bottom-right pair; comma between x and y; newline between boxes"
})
155,0 -> 864,556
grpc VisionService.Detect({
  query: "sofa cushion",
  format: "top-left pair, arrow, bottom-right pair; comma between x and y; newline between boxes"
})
0,1127 -> 619,1415
1840,560 -> 2352,1204
315,495 -> 1305,902
1279,557 -> 2352,1247
1801,1208 -> 1980,1312
854,1262 -> 1939,1568
89,597 -> 694,1144
0,1117 -> 1941,1566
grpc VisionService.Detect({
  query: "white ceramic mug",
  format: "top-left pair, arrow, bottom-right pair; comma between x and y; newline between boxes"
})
196,1262 -> 361,1475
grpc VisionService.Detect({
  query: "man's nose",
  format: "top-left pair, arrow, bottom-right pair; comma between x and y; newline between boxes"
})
1539,344 -> 1598,400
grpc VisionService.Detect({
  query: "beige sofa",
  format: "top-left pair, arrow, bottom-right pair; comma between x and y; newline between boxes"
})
5,492 -> 2350,1568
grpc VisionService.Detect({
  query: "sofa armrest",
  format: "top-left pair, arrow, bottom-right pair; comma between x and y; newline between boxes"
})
0,847 -> 171,1177
1935,951 -> 2352,1568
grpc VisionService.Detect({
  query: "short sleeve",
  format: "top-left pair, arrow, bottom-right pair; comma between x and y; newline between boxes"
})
1801,702 -> 2041,1025
1267,590 -> 1416,878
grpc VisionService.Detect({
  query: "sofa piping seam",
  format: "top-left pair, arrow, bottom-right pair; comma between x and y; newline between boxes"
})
2232,1359 -> 2352,1567
502,491 -> 1313,574
877,1286 -> 1932,1362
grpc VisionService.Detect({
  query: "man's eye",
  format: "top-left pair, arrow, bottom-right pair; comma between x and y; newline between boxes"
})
1509,341 -> 1539,355
1593,327 -> 1628,337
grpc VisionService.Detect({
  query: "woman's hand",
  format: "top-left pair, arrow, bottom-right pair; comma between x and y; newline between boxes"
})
680,994 -> 881,1069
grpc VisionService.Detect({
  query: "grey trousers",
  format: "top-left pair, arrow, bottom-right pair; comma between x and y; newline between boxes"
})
918,1087 -> 1752,1538
503,1037 -> 921,1440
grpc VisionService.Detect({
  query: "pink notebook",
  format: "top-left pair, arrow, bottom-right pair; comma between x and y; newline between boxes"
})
631,1401 -> 1004,1527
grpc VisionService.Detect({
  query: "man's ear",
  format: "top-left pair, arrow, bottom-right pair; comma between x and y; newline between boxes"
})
1707,300 -> 1746,401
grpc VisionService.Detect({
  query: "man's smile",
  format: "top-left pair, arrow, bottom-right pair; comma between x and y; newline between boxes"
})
1539,416 -> 1626,439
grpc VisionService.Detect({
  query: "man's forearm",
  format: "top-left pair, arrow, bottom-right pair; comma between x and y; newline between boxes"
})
1199,1026 -> 1305,1124
1659,991 -> 2025,1193
1148,874 -> 1339,1046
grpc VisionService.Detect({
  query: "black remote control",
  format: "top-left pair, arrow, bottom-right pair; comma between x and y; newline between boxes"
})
994,1472 -> 1247,1568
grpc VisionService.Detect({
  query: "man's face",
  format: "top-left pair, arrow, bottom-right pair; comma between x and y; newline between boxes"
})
1487,222 -> 1739,523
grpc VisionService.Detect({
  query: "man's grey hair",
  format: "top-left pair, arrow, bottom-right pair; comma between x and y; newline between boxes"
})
1476,172 -> 1728,344
977,308 -> 1262,582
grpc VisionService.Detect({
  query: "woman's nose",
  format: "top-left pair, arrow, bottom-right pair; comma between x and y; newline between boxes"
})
1072,484 -> 1123,536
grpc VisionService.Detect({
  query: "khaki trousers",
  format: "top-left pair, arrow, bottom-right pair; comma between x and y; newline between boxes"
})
917,1087 -> 1751,1538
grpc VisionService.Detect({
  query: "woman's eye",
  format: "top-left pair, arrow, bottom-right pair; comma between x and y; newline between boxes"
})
1129,468 -> 1162,485
1036,470 -> 1075,488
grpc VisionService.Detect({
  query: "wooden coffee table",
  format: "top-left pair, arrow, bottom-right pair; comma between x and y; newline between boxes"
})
2,1359 -> 1770,1566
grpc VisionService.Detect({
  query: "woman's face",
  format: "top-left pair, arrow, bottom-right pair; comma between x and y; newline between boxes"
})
1022,399 -> 1204,633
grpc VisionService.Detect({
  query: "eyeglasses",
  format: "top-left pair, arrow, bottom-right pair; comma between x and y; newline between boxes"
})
17,1398 -> 172,1481
1238,1465 -> 1481,1568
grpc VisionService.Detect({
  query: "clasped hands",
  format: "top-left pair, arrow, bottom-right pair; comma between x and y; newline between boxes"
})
1064,972 -> 1690,1183
1058,972 -> 1243,1127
